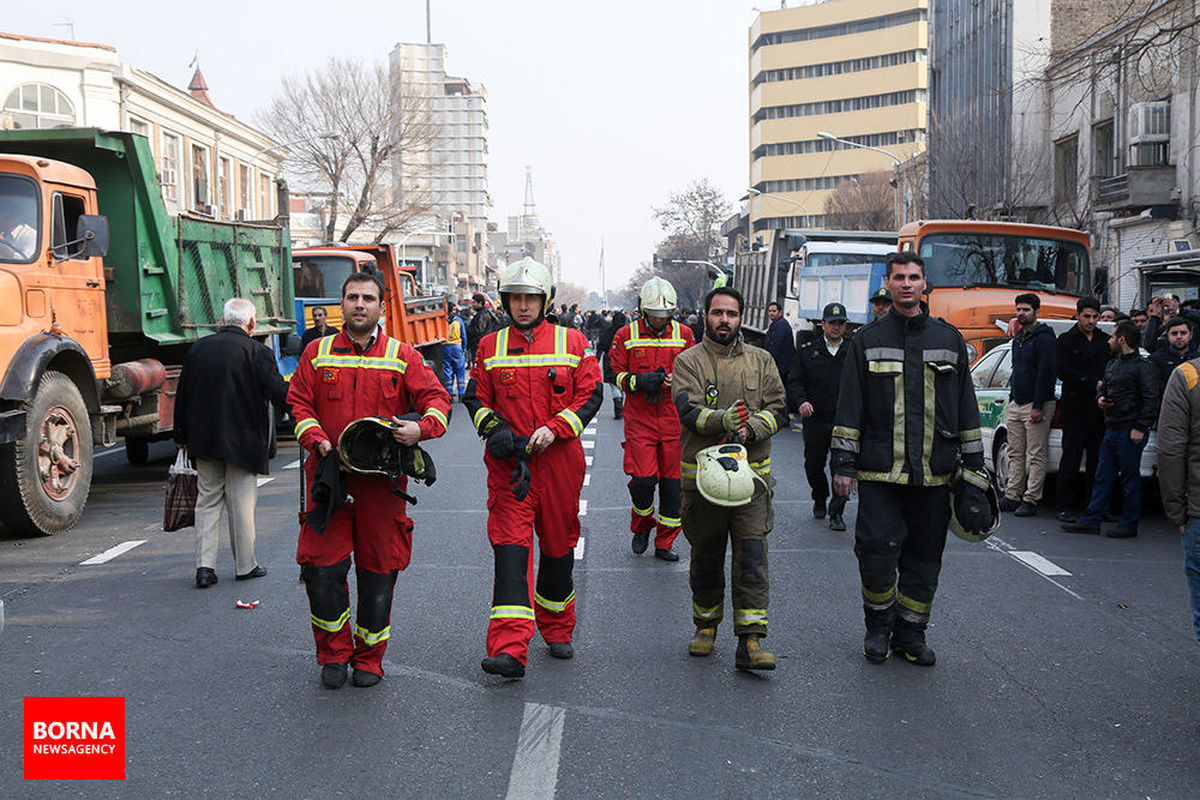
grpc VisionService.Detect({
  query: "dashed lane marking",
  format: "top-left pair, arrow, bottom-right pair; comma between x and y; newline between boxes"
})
578,500 -> 588,517
506,702 -> 566,800
583,474 -> 590,487
986,536 -> 1083,600
80,541 -> 146,566
585,456 -> 593,466
282,459 -> 300,470
582,440 -> 595,449
1010,551 -> 1071,577
575,538 -> 585,560
256,477 -> 275,487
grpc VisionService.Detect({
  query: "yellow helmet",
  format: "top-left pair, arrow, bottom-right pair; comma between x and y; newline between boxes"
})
639,276 -> 678,318
694,443 -> 767,507
498,257 -> 555,314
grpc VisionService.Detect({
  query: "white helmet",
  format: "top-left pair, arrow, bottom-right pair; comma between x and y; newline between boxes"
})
639,276 -> 678,318
694,443 -> 767,507
498,257 -> 555,314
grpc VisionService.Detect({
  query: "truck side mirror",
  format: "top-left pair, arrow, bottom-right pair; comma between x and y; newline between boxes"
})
76,215 -> 109,258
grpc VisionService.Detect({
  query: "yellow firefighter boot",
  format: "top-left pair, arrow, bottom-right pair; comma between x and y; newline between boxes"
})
735,634 -> 776,671
688,626 -> 717,657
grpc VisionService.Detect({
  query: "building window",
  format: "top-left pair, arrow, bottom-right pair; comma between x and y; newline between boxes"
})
2,83 -> 75,129
1092,119 -> 1115,178
751,8 -> 927,51
752,49 -> 926,86
258,174 -> 273,218
191,144 -> 210,212
160,132 -> 181,207
1054,134 -> 1078,205
239,164 -> 254,218
753,90 -> 923,123
754,129 -> 922,160
129,117 -> 150,138
217,156 -> 232,220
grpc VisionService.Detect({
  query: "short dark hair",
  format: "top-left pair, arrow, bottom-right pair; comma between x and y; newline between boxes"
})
342,271 -> 384,300
1114,321 -> 1140,350
704,286 -> 743,314
472,292 -> 486,304
767,301 -> 781,311
311,305 -> 327,315
1114,312 -> 1130,322
885,251 -> 924,277
1015,293 -> 1040,310
1129,307 -> 1146,317
1164,315 -> 1190,332
1076,296 -> 1100,313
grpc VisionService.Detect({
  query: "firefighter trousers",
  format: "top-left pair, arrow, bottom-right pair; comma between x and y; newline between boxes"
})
854,481 -> 950,634
485,443 -> 584,665
624,434 -> 682,549
681,488 -> 772,636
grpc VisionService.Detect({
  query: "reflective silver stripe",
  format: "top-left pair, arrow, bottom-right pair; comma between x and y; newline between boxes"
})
865,347 -> 905,361
831,436 -> 860,453
922,348 -> 959,363
961,439 -> 984,454
354,624 -> 391,646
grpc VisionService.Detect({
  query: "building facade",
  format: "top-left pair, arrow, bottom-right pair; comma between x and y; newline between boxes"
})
748,0 -> 928,234
0,32 -> 284,221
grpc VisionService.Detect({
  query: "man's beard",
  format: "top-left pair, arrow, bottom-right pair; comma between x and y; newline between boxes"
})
345,316 -> 379,337
706,321 -> 737,345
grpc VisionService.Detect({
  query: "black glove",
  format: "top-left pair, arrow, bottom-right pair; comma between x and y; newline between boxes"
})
486,424 -> 518,460
510,459 -> 532,502
634,368 -> 666,394
400,444 -> 437,486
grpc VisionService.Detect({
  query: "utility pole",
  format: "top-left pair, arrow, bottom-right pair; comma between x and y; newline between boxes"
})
426,0 -> 432,44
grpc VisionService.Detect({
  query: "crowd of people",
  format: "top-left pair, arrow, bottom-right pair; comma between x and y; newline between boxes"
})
170,253 -> 1200,692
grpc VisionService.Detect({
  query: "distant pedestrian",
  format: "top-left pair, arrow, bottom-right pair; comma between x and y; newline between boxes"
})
443,304 -> 468,401
1055,297 -> 1110,523
764,301 -> 795,384
175,298 -> 290,588
869,287 -> 892,319
598,310 -> 628,419
999,293 -> 1056,517
467,292 -> 502,360
1062,322 -> 1160,538
1155,354 -> 1200,641
300,305 -> 335,351
1149,317 -> 1198,408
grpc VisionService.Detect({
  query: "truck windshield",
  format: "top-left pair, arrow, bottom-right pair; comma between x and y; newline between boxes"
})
293,255 -> 355,298
0,175 -> 40,263
918,232 -> 1089,295
807,252 -> 887,268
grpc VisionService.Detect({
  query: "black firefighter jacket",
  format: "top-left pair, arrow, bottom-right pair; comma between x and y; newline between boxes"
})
831,308 -> 983,486
787,337 -> 848,421
174,326 -> 290,474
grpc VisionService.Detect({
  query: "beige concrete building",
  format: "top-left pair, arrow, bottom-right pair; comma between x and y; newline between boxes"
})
748,0 -> 928,235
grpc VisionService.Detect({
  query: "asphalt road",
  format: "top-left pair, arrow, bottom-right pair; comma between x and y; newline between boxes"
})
2,395 -> 1199,798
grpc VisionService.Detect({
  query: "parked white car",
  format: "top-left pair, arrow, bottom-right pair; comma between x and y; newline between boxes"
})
970,341 -> 1157,493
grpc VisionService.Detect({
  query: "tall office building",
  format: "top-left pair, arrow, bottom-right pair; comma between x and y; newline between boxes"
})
748,0 -> 928,234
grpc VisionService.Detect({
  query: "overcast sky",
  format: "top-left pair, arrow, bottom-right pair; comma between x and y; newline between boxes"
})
12,0 -> 767,293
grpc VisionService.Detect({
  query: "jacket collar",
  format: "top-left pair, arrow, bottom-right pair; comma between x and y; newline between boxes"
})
887,305 -> 928,333
637,317 -> 674,338
220,325 -> 250,337
700,331 -> 744,357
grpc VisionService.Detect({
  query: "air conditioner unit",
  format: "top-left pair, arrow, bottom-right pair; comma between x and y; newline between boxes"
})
1129,101 -> 1170,144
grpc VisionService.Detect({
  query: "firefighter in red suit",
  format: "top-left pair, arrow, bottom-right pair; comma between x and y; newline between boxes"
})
463,257 -> 603,679
288,272 -> 450,690
610,277 -> 695,561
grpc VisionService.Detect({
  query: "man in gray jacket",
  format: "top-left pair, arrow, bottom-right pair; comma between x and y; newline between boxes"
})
1156,356 -> 1200,641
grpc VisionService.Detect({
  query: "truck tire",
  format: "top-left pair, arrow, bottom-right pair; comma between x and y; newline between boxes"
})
420,343 -> 445,380
125,437 -> 150,465
0,371 -> 93,536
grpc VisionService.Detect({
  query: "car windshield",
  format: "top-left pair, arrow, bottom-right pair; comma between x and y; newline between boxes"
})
293,255 -> 355,298
0,175 -> 39,263
919,232 -> 1089,295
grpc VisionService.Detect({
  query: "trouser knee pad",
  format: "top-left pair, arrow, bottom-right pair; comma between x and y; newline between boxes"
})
536,550 -> 574,603
355,567 -> 399,633
301,559 -> 352,622
493,544 -> 530,607
627,476 -> 657,511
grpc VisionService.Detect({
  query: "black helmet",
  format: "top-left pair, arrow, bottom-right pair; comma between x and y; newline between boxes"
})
337,416 -> 437,489
949,466 -> 1000,543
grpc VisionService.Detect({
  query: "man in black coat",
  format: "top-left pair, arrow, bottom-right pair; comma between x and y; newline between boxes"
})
300,305 -> 335,351
1055,297 -> 1110,522
175,298 -> 290,588
1149,316 -> 1198,408
764,301 -> 795,384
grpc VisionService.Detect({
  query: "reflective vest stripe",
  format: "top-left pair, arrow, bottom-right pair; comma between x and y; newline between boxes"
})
490,604 -> 536,621
472,405 -> 495,431
353,624 -> 391,646
693,602 -> 722,621
556,409 -> 584,436
533,590 -> 575,614
311,608 -> 350,633
295,417 -> 320,438
423,407 -> 449,428
632,504 -> 654,517
655,513 -> 682,527
311,335 -> 408,373
734,608 -> 768,626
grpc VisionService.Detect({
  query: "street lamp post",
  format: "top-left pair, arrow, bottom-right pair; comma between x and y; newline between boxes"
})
817,131 -> 905,228
398,230 -> 451,288
744,188 -> 811,242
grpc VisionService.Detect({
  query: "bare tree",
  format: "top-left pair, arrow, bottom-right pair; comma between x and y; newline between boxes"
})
651,179 -> 732,262
823,172 -> 895,231
260,58 -> 439,243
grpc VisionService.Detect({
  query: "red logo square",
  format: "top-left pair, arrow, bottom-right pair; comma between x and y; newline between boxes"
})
499,368 -> 517,385
24,697 -> 125,780
321,367 -> 339,383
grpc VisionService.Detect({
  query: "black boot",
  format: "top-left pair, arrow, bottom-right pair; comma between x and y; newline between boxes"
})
613,396 -> 624,420
828,496 -> 847,531
891,621 -> 936,666
481,653 -> 526,678
321,662 -> 348,689
862,603 -> 894,664
863,632 -> 890,664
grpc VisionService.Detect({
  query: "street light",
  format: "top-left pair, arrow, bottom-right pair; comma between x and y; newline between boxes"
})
398,230 -> 452,287
817,131 -> 905,228
744,188 -> 811,241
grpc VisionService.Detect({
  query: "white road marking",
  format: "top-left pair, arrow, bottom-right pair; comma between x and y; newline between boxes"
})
575,538 -> 585,560
578,500 -> 588,517
585,456 -> 593,466
582,440 -> 595,449
986,537 -> 1083,600
583,474 -> 591,487
1010,551 -> 1071,577
256,477 -> 275,487
80,540 -> 146,566
282,459 -> 301,470
92,446 -> 126,460
585,425 -> 597,434
506,702 -> 565,800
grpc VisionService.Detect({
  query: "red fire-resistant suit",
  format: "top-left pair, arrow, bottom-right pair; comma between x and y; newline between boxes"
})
610,318 -> 694,549
463,321 -> 603,665
288,331 -> 450,675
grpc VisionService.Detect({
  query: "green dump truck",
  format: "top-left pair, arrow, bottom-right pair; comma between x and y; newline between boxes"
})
0,128 -> 293,536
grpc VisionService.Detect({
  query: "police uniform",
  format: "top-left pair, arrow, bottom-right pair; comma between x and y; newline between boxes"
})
830,307 -> 983,662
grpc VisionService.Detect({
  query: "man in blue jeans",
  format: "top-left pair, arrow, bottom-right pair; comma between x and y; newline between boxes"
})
1155,354 -> 1200,640
1063,322 -> 1160,538
443,304 -> 468,401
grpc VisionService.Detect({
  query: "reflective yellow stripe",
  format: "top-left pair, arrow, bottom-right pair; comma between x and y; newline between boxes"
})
897,592 -> 931,614
832,425 -> 860,441
533,590 -> 575,614
862,585 -> 896,605
922,358 -> 937,483
868,360 -> 903,373
626,320 -> 687,348
473,406 -> 494,430
696,409 -> 716,428
556,409 -> 584,436
681,461 -> 697,479
655,513 -> 681,527
959,427 -> 982,442
311,608 -> 350,633
295,417 -> 320,438
753,410 -> 778,435
749,458 -> 771,477
734,608 -> 768,626
693,602 -> 722,620
490,605 -> 535,620
484,325 -> 580,369
423,407 -> 449,428
312,336 -> 408,373
632,504 -> 654,517
353,624 -> 391,646
616,371 -> 631,390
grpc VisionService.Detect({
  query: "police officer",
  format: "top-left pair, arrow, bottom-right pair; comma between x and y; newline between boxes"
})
672,287 -> 788,672
869,287 -> 892,320
463,258 -> 603,679
831,252 -> 984,667
788,302 -> 850,530
610,278 -> 695,560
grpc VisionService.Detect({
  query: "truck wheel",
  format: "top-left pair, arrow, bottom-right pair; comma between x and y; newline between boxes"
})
125,438 -> 150,464
0,372 -> 93,536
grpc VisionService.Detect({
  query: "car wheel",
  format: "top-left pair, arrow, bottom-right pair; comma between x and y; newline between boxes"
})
993,432 -> 1010,495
